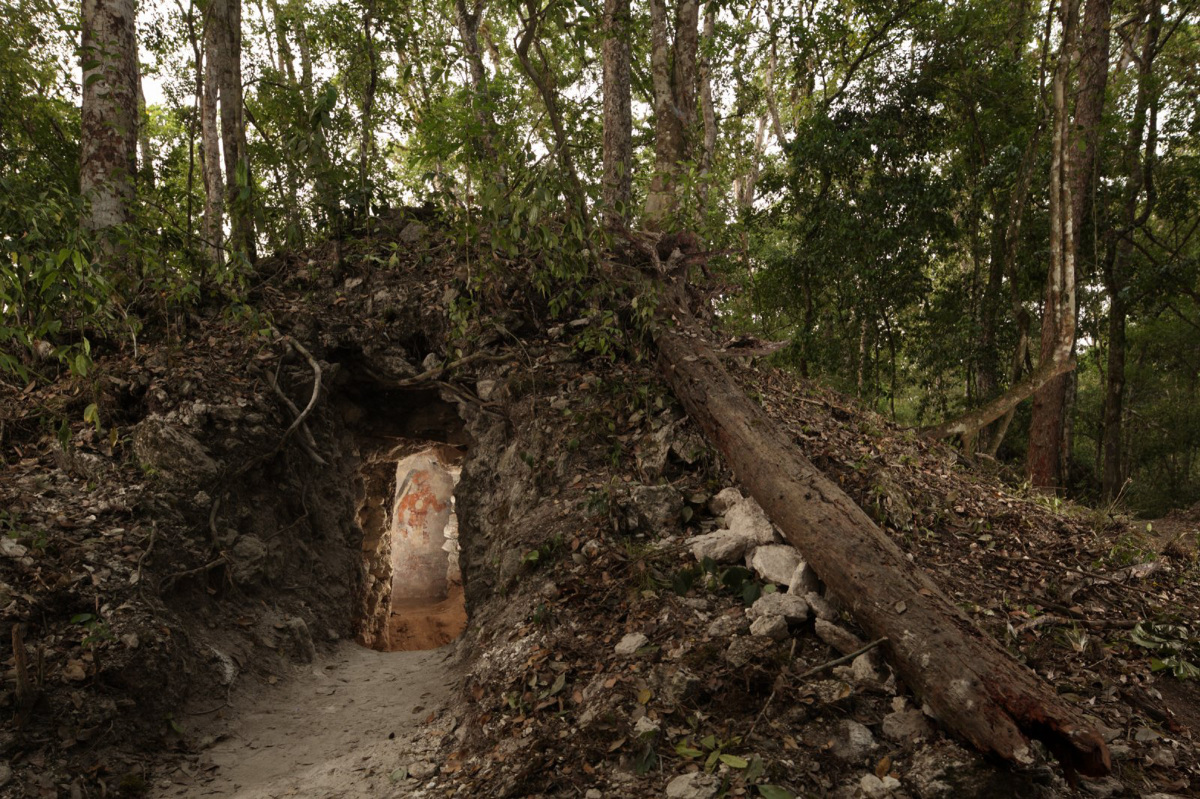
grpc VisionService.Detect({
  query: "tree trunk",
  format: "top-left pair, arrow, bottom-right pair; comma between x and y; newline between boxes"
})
515,0 -> 587,220
136,71 -> 155,189
1101,301 -> 1126,499
601,0 -> 632,225
700,6 -> 715,211
359,0 -> 378,211
1100,0 -> 1159,500
201,1 -> 226,268
1027,0 -> 1109,489
644,0 -> 699,225
80,0 -> 138,238
215,0 -> 256,263
453,0 -> 499,166
655,311 -> 1110,779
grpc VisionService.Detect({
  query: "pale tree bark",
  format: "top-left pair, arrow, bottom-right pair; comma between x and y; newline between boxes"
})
359,0 -> 378,207
1027,0 -> 1110,489
601,0 -> 632,225
80,0 -> 138,240
644,0 -> 699,225
734,114 -> 768,208
201,0 -> 226,268
136,72 -> 155,189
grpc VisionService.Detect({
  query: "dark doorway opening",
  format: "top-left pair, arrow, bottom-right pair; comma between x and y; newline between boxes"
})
342,386 -> 469,652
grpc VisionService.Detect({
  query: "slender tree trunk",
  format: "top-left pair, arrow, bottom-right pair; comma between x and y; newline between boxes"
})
1100,0 -> 1160,500
136,72 -> 155,189
697,6 -> 718,210
601,0 -> 632,225
201,1 -> 226,268
80,0 -> 138,240
1027,0 -> 1109,489
215,0 -> 256,263
359,0 -> 378,210
1101,300 -> 1126,499
656,308 -> 1110,780
515,0 -> 587,220
453,0 -> 500,166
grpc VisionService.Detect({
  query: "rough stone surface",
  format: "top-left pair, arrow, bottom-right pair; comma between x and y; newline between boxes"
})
614,632 -> 650,655
806,591 -> 838,621
724,636 -> 767,668
830,719 -> 876,764
665,771 -> 721,799
882,708 -> 935,744
133,418 -> 220,485
748,592 -> 810,623
475,379 -> 497,401
687,530 -> 750,564
631,484 -> 684,531
748,544 -> 802,585
814,619 -> 867,655
706,613 -> 749,638
280,617 -> 316,663
708,487 -> 743,516
787,559 -> 822,595
859,774 -> 902,798
725,497 -> 778,545
850,653 -> 881,683
229,535 -> 268,585
749,614 -> 789,640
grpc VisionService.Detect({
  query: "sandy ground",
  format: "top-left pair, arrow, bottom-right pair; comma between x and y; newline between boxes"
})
387,585 -> 468,651
151,641 -> 460,798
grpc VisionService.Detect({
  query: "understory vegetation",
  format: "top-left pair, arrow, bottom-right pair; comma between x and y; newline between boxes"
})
2,0 -> 1199,517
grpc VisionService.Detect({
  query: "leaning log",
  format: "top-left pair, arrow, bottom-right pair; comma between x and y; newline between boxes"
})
656,316 -> 1110,779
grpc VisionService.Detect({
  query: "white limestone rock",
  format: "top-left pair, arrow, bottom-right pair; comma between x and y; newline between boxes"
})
687,530 -> 750,564
708,487 -> 744,516
614,633 -> 650,655
725,497 -> 778,545
787,559 -> 822,595
748,592 -> 810,623
749,615 -> 789,640
805,591 -> 838,621
748,544 -> 802,586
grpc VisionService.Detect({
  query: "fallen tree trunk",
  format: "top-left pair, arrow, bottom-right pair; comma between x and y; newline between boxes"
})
655,315 -> 1110,780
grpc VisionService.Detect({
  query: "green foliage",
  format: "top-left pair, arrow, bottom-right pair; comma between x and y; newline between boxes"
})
1129,622 -> 1200,680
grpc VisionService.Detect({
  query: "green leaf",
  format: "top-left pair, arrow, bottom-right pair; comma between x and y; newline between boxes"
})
746,755 -> 765,783
71,613 -> 95,624
719,754 -> 749,768
757,786 -> 795,799
674,742 -> 704,759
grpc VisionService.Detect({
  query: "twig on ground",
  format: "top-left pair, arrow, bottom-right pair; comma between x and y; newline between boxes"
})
796,637 -> 888,680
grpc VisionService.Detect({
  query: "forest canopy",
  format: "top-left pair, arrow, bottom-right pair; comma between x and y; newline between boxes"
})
2,0 -> 1199,515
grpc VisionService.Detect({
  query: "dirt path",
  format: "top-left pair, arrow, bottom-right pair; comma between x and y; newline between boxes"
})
152,641 -> 461,798
388,585 -> 467,651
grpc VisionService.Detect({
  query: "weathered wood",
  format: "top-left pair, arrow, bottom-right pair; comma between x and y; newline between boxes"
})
656,317 -> 1110,779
